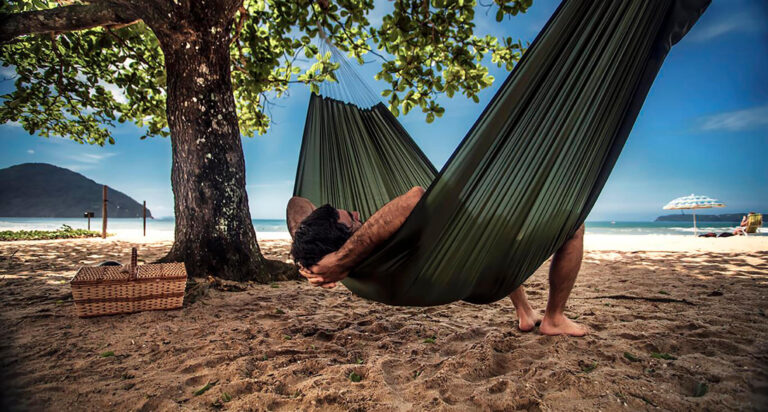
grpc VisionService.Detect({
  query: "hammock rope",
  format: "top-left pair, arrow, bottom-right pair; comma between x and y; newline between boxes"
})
293,0 -> 710,306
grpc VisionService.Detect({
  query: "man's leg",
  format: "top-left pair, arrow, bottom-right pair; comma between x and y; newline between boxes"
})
539,224 -> 587,336
508,286 -> 542,332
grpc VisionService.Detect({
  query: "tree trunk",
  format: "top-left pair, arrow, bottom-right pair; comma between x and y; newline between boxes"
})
153,22 -> 272,282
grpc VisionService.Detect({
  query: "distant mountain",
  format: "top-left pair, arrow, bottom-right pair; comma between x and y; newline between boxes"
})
0,163 -> 152,218
655,213 -> 759,222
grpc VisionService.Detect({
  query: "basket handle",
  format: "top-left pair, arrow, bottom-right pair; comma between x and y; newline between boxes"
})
130,247 -> 138,279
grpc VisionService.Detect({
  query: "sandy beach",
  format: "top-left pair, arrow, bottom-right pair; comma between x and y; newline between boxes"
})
0,235 -> 766,411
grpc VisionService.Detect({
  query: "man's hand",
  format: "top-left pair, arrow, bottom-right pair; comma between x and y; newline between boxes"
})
299,252 -> 350,287
298,266 -> 338,288
298,253 -> 349,288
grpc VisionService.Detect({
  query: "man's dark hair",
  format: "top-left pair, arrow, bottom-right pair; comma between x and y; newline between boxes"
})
291,204 -> 352,268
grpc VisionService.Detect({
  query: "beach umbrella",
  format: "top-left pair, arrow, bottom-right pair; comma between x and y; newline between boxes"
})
663,194 -> 726,236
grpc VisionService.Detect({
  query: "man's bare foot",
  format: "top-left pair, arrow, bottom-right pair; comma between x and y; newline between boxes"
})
539,314 -> 588,337
517,308 -> 543,332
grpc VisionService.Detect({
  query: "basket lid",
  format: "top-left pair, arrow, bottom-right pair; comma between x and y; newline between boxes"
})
72,262 -> 187,284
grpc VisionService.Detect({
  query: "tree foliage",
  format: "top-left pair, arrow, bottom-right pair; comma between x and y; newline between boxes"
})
1,0 -> 532,144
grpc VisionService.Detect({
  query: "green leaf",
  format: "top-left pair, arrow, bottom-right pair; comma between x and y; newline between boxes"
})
194,380 -> 218,396
650,352 -> 677,360
348,371 -> 362,382
100,351 -> 115,358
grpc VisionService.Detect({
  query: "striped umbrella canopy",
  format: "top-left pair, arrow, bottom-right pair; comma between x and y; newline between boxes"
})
663,194 -> 726,210
663,194 -> 725,235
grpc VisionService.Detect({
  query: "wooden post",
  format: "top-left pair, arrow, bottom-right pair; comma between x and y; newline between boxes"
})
87,215 -> 91,231
143,201 -> 147,237
102,185 -> 108,239
693,212 -> 697,237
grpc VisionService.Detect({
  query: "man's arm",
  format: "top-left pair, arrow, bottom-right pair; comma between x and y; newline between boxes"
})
304,186 -> 425,285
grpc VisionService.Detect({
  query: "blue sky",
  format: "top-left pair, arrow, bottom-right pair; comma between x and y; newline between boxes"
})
1,0 -> 766,220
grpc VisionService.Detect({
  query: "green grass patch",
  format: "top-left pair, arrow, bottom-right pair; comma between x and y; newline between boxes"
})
270,283 -> 280,288
658,290 -> 670,295
356,358 -> 364,364
100,351 -> 115,358
651,352 -> 677,360
348,372 -> 362,382
693,382 -> 708,397
580,361 -> 597,373
422,336 -> 436,344
0,225 -> 103,241
623,352 -> 640,362
221,392 -> 231,402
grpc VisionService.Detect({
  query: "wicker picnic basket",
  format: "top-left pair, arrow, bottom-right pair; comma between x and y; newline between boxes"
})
71,248 -> 187,317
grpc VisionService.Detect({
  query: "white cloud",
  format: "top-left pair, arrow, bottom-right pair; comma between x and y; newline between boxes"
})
698,104 -> 768,132
2,120 -> 22,128
59,152 -> 118,169
0,65 -> 16,79
687,10 -> 766,42
27,149 -> 34,154
368,0 -> 395,26
59,163 -> 96,172
76,152 -> 118,163
100,81 -> 128,104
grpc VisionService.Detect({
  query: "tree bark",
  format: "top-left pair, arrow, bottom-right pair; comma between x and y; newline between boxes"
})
152,19 -> 276,282
0,3 -> 138,43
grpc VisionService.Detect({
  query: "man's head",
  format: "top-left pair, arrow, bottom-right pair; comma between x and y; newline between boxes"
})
287,197 -> 363,268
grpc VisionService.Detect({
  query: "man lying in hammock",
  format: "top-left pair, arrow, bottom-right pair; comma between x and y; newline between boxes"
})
287,187 -> 587,337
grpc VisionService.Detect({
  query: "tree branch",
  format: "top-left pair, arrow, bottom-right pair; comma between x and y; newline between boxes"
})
0,3 -> 138,43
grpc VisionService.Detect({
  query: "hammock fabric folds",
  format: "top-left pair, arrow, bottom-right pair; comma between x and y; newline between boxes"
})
294,96 -> 437,221
293,0 -> 710,306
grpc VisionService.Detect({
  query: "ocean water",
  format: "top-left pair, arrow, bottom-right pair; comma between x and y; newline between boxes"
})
584,221 -> 761,236
0,218 -> 761,237
0,217 -> 286,238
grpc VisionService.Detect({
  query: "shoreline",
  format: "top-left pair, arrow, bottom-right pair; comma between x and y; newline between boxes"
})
3,232 -> 765,253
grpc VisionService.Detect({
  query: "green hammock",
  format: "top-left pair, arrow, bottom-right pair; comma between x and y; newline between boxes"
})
293,0 -> 710,306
